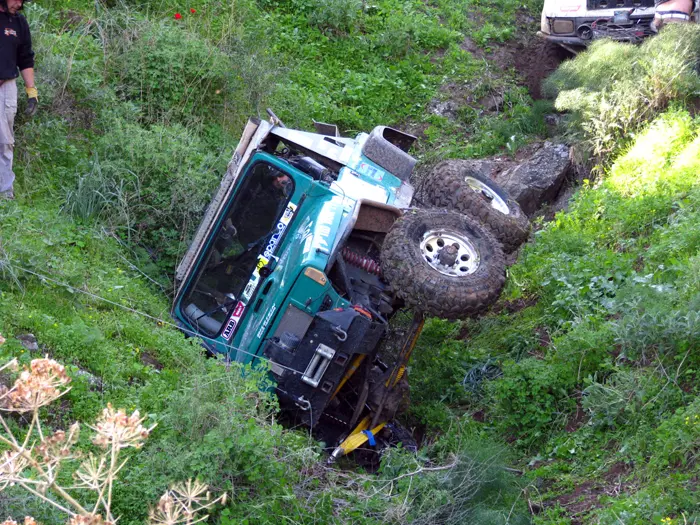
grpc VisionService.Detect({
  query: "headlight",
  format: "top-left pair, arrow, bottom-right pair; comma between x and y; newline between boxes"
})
551,19 -> 575,33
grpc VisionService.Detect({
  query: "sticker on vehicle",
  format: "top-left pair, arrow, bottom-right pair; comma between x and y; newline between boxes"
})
222,302 -> 246,340
263,203 -> 297,259
222,202 -> 296,340
222,317 -> 237,340
312,198 -> 341,252
256,304 -> 277,339
242,255 -> 269,301
358,162 -> 383,181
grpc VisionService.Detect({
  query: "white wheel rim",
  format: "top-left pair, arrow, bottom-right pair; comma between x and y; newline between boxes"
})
420,230 -> 480,277
465,176 -> 510,215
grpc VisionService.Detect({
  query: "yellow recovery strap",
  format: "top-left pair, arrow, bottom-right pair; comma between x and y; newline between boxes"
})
330,415 -> 387,460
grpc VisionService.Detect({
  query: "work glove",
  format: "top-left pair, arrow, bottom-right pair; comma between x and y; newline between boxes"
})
25,86 -> 38,117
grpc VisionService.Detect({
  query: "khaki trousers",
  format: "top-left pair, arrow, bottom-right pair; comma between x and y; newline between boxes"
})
0,79 -> 17,195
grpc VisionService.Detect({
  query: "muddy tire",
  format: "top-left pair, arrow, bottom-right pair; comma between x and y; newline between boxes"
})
382,422 -> 418,453
424,162 -> 530,253
528,40 -> 572,99
381,208 -> 506,320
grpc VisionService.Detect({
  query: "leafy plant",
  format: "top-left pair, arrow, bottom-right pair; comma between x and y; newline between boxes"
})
307,0 -> 363,35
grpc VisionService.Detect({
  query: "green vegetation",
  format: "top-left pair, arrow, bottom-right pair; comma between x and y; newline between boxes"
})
0,204 -> 527,523
411,25 -> 700,524
17,0 -> 549,279
2,0 -> 698,520
1,0 -> 543,522
544,24 -> 700,161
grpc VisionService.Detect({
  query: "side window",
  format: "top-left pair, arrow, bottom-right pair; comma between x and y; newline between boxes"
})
182,162 -> 294,336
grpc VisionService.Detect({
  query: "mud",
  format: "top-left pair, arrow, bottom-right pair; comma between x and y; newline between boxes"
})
459,17 -> 572,101
140,351 -> 164,370
565,398 -> 586,433
540,462 -> 635,524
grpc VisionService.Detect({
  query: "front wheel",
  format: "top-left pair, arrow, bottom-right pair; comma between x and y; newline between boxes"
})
380,209 -> 506,320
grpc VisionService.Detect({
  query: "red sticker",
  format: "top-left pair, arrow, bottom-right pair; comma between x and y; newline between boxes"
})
222,301 -> 246,341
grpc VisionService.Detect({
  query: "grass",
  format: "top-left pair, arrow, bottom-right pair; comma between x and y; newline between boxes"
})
15,0 -> 549,279
544,24 -> 700,161
6,0 -> 699,521
1,203 -> 529,523
410,102 -> 700,522
0,0 -> 543,522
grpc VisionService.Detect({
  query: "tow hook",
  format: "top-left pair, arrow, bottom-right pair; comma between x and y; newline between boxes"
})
295,396 -> 311,411
331,325 -> 348,342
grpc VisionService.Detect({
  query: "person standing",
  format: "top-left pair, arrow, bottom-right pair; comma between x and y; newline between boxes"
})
652,0 -> 694,31
0,0 -> 36,200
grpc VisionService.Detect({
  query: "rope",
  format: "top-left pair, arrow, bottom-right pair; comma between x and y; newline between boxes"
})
5,262 -> 307,377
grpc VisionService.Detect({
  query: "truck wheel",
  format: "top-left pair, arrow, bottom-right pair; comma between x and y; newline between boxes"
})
381,208 -> 506,319
424,163 -> 530,254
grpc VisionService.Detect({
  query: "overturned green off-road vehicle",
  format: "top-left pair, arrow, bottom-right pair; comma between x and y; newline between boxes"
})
172,113 -> 529,459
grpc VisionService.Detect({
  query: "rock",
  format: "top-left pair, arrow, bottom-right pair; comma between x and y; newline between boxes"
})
544,114 -> 560,127
494,142 -> 571,216
428,99 -> 460,119
422,141 -> 574,218
431,158 -> 514,180
74,369 -> 103,389
16,333 -> 39,352
478,92 -> 505,112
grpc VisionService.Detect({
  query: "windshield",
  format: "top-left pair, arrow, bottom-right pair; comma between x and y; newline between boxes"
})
181,161 -> 295,336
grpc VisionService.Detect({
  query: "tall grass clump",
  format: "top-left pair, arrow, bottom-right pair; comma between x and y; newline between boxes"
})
544,24 -> 700,160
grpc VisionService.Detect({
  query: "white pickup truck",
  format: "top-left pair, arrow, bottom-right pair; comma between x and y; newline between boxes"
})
538,0 -> 658,49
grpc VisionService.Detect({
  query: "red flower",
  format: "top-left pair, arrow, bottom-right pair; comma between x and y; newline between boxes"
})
174,12 -> 182,19
190,8 -> 196,13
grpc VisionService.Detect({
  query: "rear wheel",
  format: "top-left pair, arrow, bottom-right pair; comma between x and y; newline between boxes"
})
424,162 -> 530,253
381,208 -> 506,320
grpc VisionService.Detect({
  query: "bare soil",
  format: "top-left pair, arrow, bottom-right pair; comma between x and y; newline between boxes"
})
459,18 -> 571,101
539,462 -> 635,524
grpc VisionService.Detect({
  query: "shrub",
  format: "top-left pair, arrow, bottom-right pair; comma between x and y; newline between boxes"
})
544,24 -> 700,159
487,357 -> 576,446
649,397 -> 700,470
307,0 -> 363,35
613,303 -> 700,363
113,361 -> 320,523
67,121 -> 226,272
368,4 -> 459,59
582,369 -> 650,428
109,19 -> 233,126
0,347 -> 225,524
402,426 -> 529,525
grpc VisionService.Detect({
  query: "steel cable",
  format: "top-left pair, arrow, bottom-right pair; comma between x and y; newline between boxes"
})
5,262 -> 307,376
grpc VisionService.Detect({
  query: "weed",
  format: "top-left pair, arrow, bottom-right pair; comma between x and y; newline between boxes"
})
307,0 -> 363,36
544,24 -> 700,160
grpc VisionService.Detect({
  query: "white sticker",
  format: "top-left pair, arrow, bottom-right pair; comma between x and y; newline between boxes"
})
256,304 -> 278,340
301,221 -> 314,254
242,255 -> 269,301
263,202 -> 297,259
222,317 -> 237,340
311,199 -> 340,252
222,301 -> 246,340
332,174 -> 388,204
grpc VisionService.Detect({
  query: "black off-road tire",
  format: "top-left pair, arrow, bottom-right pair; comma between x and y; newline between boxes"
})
527,40 -> 572,99
381,208 -> 506,320
382,422 -> 418,453
424,162 -> 530,253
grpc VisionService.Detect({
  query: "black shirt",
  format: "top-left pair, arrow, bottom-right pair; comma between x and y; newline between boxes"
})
0,11 -> 34,80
